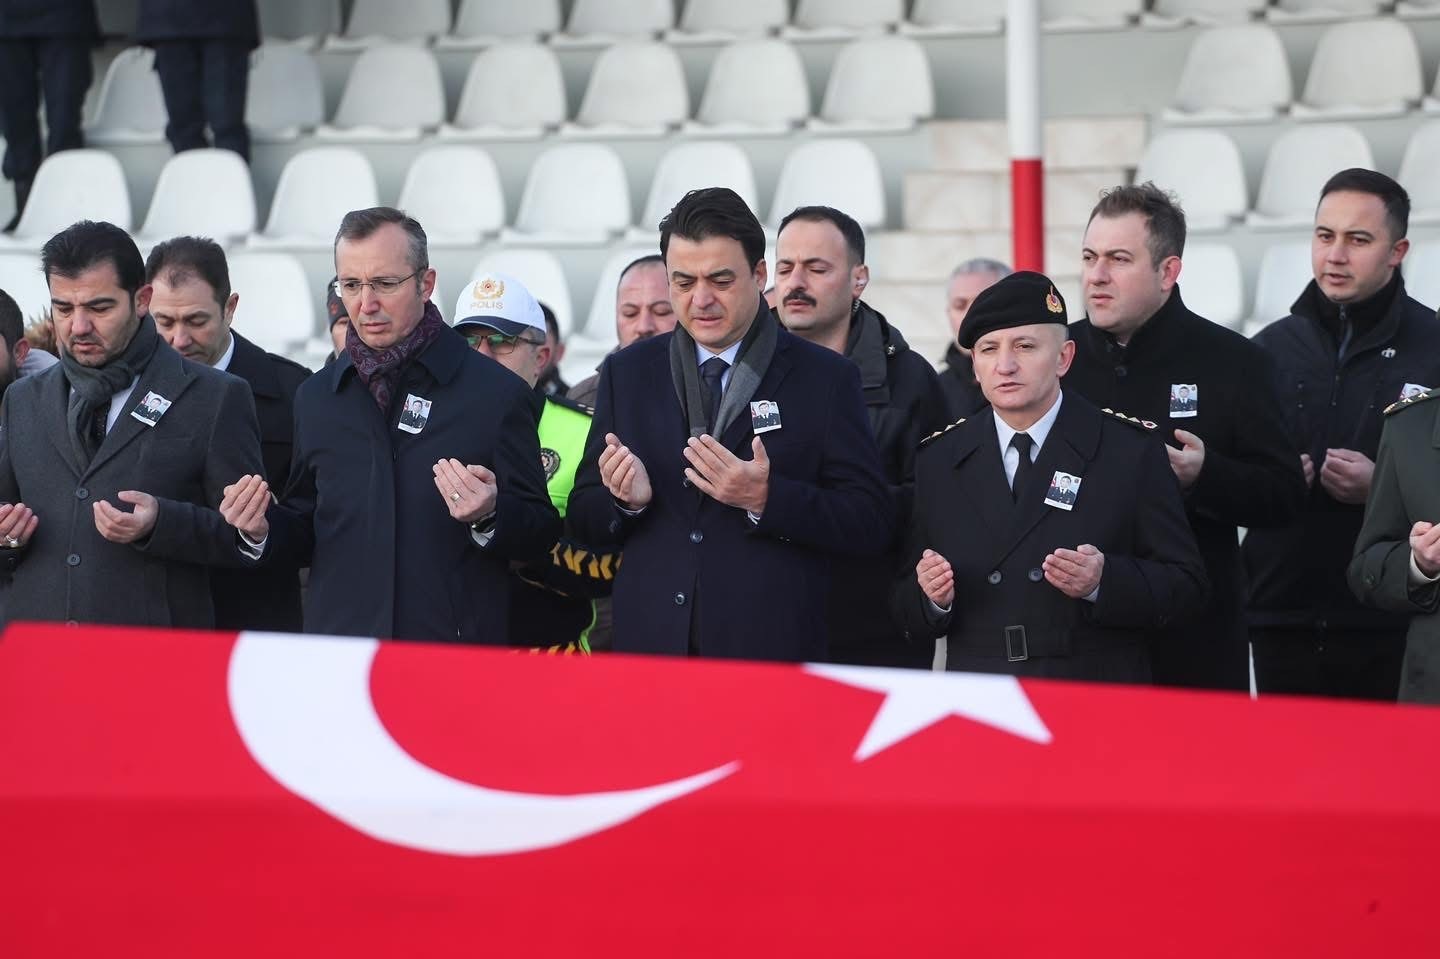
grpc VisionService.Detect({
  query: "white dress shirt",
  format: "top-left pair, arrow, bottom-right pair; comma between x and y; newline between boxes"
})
993,390 -> 1063,488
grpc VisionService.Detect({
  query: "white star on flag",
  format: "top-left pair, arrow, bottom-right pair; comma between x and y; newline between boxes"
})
805,664 -> 1053,761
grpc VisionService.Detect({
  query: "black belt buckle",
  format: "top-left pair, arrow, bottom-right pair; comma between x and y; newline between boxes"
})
1005,625 -> 1029,662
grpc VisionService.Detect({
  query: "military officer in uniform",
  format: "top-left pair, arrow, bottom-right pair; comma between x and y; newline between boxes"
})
1348,387 -> 1440,703
893,271 -> 1208,683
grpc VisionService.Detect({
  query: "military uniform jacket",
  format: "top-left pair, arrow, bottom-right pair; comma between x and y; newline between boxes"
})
569,329 -> 894,663
893,393 -> 1209,683
263,328 -> 560,645
1064,287 -> 1305,689
0,341 -> 263,628
209,332 -> 309,632
1348,389 -> 1440,703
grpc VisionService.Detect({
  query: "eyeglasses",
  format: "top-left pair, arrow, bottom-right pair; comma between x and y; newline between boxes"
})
463,330 -> 545,355
334,270 -> 423,299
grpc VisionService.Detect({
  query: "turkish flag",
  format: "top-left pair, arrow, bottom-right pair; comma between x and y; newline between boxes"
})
2,623 -> 1438,957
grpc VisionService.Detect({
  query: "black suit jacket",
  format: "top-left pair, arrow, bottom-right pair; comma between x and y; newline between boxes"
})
209,332 -> 309,632
569,329 -> 894,662
893,393 -> 1209,684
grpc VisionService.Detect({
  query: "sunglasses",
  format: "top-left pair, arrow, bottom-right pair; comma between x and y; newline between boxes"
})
463,330 -> 545,355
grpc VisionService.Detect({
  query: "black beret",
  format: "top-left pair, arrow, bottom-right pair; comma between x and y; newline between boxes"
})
957,270 -> 1068,349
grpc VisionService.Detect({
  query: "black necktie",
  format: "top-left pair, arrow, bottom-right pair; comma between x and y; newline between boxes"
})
699,357 -> 729,434
1010,432 -> 1034,502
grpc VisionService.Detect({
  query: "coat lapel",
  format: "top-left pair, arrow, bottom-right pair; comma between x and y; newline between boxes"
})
718,338 -> 794,453
36,366 -> 83,478
952,416 -> 1011,542
83,346 -> 196,479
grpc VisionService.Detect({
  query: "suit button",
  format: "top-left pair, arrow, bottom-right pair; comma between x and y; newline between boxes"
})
1115,365 -> 1128,378
66,553 -> 81,567
674,592 -> 687,606
987,570 -> 1002,585
74,487 -> 88,500
1364,575 -> 1376,587
689,530 -> 703,544
682,477 -> 692,489
1028,568 -> 1043,582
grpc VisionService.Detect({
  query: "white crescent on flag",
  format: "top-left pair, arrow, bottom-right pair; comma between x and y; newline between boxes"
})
228,633 -> 739,857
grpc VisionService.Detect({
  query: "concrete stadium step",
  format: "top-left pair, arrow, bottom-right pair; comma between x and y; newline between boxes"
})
902,168 -> 1129,230
927,116 -> 1147,172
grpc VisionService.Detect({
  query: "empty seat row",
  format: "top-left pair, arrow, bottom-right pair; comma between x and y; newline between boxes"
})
1168,20 -> 1440,123
256,0 -> 1440,49
87,37 -> 933,145
1136,120 -> 1440,231
0,139 -> 885,254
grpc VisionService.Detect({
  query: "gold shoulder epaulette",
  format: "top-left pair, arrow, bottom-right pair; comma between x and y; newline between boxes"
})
1384,387 -> 1440,416
1101,408 -> 1158,431
919,417 -> 966,448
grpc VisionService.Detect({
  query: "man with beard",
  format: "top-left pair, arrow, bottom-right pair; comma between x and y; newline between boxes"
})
568,254 -> 677,409
0,220 -> 262,627
0,287 -> 57,397
145,235 -> 310,631
220,207 -> 559,644
938,258 -> 1010,418
774,204 -> 950,668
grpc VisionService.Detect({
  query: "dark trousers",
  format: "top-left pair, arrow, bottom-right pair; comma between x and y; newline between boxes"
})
1251,627 -> 1406,702
151,39 -> 251,162
0,38 -> 92,182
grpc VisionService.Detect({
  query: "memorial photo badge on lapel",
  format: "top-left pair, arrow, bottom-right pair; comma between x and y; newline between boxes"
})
397,394 -> 432,435
1045,471 -> 1081,511
129,390 -> 172,427
750,400 -> 782,434
1169,384 -> 1199,418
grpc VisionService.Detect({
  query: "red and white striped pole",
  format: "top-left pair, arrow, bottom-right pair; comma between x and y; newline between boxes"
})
1007,0 -> 1044,272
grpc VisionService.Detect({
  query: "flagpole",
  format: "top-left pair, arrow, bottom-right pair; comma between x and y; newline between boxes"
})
1007,0 -> 1044,272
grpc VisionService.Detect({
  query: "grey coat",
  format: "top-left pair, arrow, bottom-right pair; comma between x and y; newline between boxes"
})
0,341 -> 262,628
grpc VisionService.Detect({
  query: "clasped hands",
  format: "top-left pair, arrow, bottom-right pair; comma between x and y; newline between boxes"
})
598,432 -> 770,515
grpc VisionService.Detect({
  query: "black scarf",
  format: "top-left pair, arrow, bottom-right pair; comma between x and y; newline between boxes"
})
669,302 -> 778,439
346,301 -> 447,412
59,313 -> 161,469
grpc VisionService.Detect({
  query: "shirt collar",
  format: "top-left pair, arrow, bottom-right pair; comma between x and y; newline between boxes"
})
695,340 -> 743,368
214,332 -> 236,372
993,389 -> 1064,456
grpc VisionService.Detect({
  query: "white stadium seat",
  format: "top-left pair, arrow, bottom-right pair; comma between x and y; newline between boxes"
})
471,249 -> 575,339
1398,0 -> 1440,18
562,41 -> 689,137
1134,130 -> 1248,232
227,252 -> 317,354
396,147 -> 505,246
768,140 -> 885,230
0,151 -> 131,248
1247,125 -> 1374,229
1247,242 -> 1313,335
1145,0 -> 1269,26
809,36 -> 934,134
246,43 -> 326,142
565,245 -> 657,382
1178,243 -> 1245,329
138,150 -> 257,245
439,42 -> 567,140
1164,25 -> 1293,123
670,0 -> 788,42
1269,0 -> 1386,22
1403,245 -> 1440,312
250,148 -> 379,249
256,0 -> 341,46
502,145 -> 632,245
0,254 -> 53,321
900,0 -> 1006,36
329,0 -> 449,47
84,47 -> 166,145
554,0 -> 673,47
631,142 -> 759,240
1042,0 -> 1144,31
786,0 -> 904,38
316,45 -> 446,140
683,39 -> 809,136
438,0 -> 561,48
1399,121 -> 1440,225
1292,20 -> 1424,119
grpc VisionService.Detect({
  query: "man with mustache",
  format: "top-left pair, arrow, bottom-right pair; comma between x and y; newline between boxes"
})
568,254 -> 677,409
774,204 -> 950,668
0,219 -> 263,628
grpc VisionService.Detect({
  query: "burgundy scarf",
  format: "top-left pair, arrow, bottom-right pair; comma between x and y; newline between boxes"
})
345,301 -> 447,412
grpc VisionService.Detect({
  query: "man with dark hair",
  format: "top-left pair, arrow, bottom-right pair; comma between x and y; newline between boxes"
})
569,187 -> 893,662
0,0 -> 97,230
0,287 -> 53,397
895,272 -> 1207,682
940,258 -> 1010,418
775,204 -> 949,668
0,220 -> 263,628
532,302 -> 569,398
1062,182 -> 1304,691
568,254 -> 677,409
146,235 -> 310,631
136,0 -> 258,161
1244,168 -> 1440,701
220,207 -> 560,644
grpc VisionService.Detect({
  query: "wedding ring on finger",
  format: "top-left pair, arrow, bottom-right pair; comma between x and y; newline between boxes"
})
451,491 -> 461,502
4,536 -> 18,548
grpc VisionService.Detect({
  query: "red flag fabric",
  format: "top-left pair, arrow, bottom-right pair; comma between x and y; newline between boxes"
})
2,622 -> 1437,957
